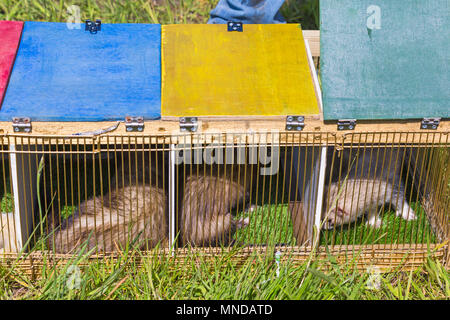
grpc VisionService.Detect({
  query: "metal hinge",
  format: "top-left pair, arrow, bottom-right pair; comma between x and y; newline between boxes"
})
227,21 -> 243,32
421,118 -> 441,130
337,119 -> 356,131
12,117 -> 32,133
286,116 -> 305,131
85,19 -> 101,34
124,116 -> 144,132
180,117 -> 198,132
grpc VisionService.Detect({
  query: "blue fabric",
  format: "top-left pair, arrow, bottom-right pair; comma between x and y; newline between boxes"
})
208,0 -> 286,24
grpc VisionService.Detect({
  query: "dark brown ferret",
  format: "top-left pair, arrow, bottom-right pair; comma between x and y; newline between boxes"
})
180,166 -> 255,247
49,184 -> 167,254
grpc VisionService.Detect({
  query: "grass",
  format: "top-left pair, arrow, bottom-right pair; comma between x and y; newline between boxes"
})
0,244 -> 448,300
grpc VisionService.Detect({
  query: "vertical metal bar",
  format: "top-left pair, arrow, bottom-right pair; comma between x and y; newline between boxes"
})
169,143 -> 176,253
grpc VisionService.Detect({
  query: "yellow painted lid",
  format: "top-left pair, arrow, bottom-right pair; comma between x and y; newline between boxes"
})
162,24 -> 320,118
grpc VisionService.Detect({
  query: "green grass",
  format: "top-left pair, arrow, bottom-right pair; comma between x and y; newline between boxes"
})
0,244 -> 448,300
233,202 -> 438,247
321,203 -> 437,246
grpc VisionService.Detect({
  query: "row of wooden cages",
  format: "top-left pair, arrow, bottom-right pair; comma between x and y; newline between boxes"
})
0,132 -> 448,270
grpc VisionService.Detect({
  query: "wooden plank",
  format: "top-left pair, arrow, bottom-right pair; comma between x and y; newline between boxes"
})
0,119 -> 448,146
0,243 -> 447,276
0,22 -> 161,122
303,30 -> 320,57
0,21 -> 23,107
321,0 -> 450,120
161,24 -> 320,117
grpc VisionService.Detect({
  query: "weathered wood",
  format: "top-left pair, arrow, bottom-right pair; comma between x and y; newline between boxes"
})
0,119 -> 447,146
321,0 -> 450,120
161,24 -> 320,117
0,21 -> 23,106
0,243 -> 447,277
0,22 -> 161,121
303,30 -> 320,57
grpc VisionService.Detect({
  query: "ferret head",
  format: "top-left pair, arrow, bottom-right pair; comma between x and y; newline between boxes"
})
322,205 -> 351,230
322,184 -> 351,230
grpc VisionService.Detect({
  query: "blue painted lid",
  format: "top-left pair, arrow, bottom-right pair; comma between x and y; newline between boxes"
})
0,21 -> 161,121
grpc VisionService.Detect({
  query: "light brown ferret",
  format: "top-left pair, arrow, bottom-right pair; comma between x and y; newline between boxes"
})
323,178 -> 417,230
49,184 -> 167,254
180,166 -> 254,247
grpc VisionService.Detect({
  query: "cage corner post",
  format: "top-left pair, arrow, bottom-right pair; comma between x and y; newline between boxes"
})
168,143 -> 176,255
9,143 -> 40,252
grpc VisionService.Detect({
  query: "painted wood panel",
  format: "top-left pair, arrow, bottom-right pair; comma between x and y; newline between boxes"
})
162,24 -> 320,117
0,22 -> 161,121
321,0 -> 450,120
0,21 -> 23,108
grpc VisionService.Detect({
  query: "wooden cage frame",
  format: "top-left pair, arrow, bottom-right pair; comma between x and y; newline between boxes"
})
0,31 -> 448,275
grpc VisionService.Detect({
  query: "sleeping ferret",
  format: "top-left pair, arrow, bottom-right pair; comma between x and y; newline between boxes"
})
49,184 -> 167,253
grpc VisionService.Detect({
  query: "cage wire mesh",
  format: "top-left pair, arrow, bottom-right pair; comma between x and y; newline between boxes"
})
0,132 -> 448,264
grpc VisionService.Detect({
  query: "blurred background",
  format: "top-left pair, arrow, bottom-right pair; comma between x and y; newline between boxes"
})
0,0 -> 320,29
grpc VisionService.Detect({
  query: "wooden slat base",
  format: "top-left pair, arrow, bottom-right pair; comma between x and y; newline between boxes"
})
1,244 -> 447,280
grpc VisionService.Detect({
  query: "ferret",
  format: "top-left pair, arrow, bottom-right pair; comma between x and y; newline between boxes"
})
322,178 -> 417,230
180,166 -> 254,247
0,212 -> 19,253
49,184 -> 167,254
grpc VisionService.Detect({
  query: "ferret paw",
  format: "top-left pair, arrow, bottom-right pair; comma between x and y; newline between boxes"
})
397,207 -> 417,221
245,205 -> 258,213
366,217 -> 382,229
235,217 -> 250,229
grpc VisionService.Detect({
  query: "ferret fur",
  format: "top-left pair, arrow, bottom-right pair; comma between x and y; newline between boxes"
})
323,178 -> 417,230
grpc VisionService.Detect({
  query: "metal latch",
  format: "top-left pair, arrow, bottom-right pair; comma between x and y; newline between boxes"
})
286,116 -> 305,131
12,117 -> 32,133
180,117 -> 198,132
124,116 -> 144,132
421,118 -> 441,130
85,19 -> 101,34
227,22 -> 243,32
337,119 -> 356,131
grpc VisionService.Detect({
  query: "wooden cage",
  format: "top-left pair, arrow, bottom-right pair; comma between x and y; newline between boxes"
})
0,13 -> 448,274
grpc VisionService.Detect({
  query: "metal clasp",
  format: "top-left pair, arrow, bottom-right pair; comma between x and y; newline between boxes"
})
286,116 -> 305,131
180,117 -> 198,132
85,19 -> 101,34
124,116 -> 144,132
337,119 -> 356,131
421,118 -> 441,130
12,117 -> 32,133
227,22 -> 243,32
